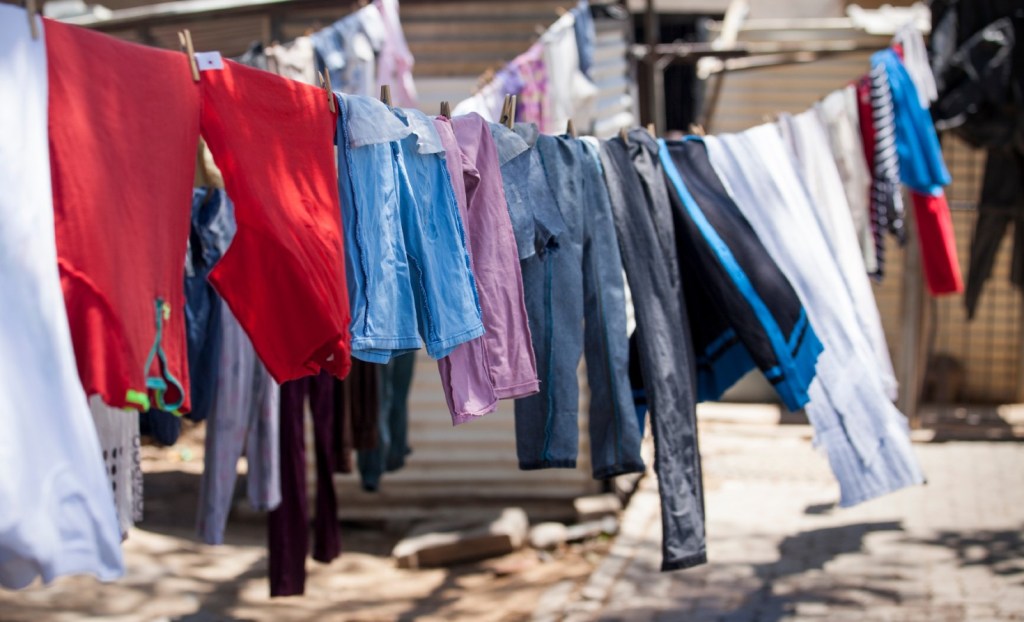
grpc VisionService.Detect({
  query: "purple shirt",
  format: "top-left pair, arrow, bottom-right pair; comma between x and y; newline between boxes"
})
433,113 -> 539,424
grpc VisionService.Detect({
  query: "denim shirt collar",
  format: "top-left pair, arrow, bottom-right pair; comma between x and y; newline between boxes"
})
393,107 -> 446,155
339,93 -> 411,148
488,122 -> 530,167
512,122 -> 541,148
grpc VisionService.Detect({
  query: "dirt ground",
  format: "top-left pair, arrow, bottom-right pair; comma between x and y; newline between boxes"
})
0,425 -> 609,622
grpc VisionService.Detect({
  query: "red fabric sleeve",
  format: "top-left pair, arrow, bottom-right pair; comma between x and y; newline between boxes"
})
200,60 -> 351,382
912,190 -> 964,296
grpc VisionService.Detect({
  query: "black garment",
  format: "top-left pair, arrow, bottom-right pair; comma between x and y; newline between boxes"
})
661,139 -> 822,413
966,145 -> 1024,317
600,130 -> 706,571
930,2 -> 1024,315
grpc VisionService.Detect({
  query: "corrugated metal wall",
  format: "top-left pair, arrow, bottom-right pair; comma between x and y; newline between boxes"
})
704,30 -> 1024,406
70,0 -> 637,519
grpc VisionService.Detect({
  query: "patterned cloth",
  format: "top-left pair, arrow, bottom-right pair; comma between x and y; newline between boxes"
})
870,60 -> 906,248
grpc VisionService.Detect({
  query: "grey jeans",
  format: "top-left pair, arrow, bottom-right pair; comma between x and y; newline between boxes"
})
600,130 -> 707,570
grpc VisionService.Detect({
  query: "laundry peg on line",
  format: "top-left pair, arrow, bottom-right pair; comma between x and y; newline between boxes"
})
506,95 -> 517,129
499,95 -> 512,128
380,84 -> 392,107
318,71 -> 337,114
177,29 -> 200,82
25,0 -> 38,40
646,123 -> 656,138
566,119 -> 577,138
688,123 -> 706,137
619,126 -> 630,145
440,100 -> 452,118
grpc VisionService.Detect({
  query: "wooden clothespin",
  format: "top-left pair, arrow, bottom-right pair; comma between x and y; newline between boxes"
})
566,119 -> 577,138
439,101 -> 452,118
318,72 -> 337,114
177,29 -> 200,82
646,123 -> 656,138
688,123 -> 706,137
499,95 -> 512,127
380,84 -> 392,107
25,0 -> 39,40
619,126 -> 630,145
506,95 -> 517,129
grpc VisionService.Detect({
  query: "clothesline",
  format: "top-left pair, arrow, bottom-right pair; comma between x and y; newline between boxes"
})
0,1 -> 961,603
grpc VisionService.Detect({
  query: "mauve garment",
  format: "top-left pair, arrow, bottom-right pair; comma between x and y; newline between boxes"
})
435,113 -> 539,424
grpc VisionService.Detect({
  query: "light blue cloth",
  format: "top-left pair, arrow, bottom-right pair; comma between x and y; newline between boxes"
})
335,94 -> 483,363
196,304 -> 280,545
571,0 -> 596,78
874,49 -> 952,196
706,126 -> 924,507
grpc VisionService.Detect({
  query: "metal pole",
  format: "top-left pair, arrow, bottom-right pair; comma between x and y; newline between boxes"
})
643,0 -> 661,132
897,198 -> 925,427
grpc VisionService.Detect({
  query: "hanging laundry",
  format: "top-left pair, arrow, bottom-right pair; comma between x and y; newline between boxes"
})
358,352 -> 416,491
196,304 -> 280,546
514,129 -> 644,479
313,4 -> 387,97
928,8 -> 1022,314
0,8 -> 123,588
513,44 -> 549,130
600,129 -> 705,571
776,111 -> 898,400
856,75 -> 886,279
658,141 -> 822,411
540,12 -> 597,134
893,25 -> 938,108
705,127 -> 925,506
200,59 -> 352,383
335,94 -> 483,363
874,49 -> 962,296
433,113 -> 538,424
90,398 -> 144,539
234,41 -> 269,71
374,0 -> 418,107
817,86 -> 877,275
266,36 -> 318,85
869,59 -> 907,245
269,372 -> 341,597
571,0 -> 596,79
333,360 -> 381,474
47,19 -> 199,413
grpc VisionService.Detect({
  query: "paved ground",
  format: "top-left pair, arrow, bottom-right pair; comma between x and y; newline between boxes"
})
3,413 -> 1023,621
552,420 -> 1024,622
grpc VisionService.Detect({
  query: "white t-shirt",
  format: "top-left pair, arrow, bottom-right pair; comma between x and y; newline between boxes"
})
0,7 -> 124,588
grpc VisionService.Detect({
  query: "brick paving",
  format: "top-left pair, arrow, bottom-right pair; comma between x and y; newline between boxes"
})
558,421 -> 1024,622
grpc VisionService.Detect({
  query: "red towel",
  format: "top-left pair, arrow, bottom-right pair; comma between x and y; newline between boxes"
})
200,59 -> 352,382
912,190 -> 964,296
46,19 -> 199,412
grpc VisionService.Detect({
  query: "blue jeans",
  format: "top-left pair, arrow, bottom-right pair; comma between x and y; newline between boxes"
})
358,352 -> 416,491
513,128 -> 644,479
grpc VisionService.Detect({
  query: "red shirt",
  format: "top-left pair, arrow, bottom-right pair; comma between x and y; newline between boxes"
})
200,60 -> 351,382
47,20 -> 198,412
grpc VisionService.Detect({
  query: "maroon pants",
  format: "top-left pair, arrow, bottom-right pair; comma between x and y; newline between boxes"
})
268,372 -> 340,597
